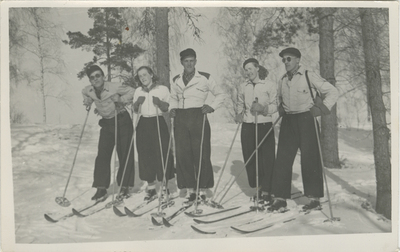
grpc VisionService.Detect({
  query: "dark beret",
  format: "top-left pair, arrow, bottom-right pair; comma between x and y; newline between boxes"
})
86,65 -> 104,77
279,47 -> 301,58
180,48 -> 197,60
243,58 -> 259,68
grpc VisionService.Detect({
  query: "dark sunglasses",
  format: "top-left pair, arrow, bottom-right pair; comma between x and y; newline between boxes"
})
282,57 -> 294,63
89,73 -> 102,81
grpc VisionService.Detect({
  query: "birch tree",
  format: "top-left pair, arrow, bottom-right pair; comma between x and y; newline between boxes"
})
10,8 -> 67,124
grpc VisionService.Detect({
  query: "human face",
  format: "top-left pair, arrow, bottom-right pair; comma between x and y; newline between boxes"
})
89,70 -> 105,89
138,68 -> 153,87
181,56 -> 197,74
244,62 -> 259,82
282,53 -> 300,73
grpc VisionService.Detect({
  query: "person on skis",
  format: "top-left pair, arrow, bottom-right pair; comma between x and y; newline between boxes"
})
132,66 -> 175,201
235,58 -> 277,206
82,65 -> 135,202
268,47 -> 339,212
170,48 -> 227,203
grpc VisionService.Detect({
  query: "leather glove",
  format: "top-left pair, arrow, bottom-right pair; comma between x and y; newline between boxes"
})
314,96 -> 331,115
170,108 -> 177,118
278,103 -> 286,117
152,96 -> 169,112
250,102 -> 265,115
133,96 -> 146,112
136,96 -> 146,105
310,105 -> 322,117
110,94 -> 121,103
83,97 -> 93,107
234,113 -> 244,123
201,104 -> 215,114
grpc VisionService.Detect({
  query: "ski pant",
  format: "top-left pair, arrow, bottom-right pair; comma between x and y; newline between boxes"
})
241,122 -> 275,192
174,108 -> 214,189
92,110 -> 135,188
136,116 -> 175,184
271,111 -> 323,199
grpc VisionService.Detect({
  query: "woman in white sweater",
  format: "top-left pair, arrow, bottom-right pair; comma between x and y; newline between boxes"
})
132,66 -> 174,201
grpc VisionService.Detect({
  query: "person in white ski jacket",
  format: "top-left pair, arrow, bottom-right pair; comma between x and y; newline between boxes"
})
235,58 -> 277,206
268,47 -> 339,212
132,66 -> 175,201
170,48 -> 227,203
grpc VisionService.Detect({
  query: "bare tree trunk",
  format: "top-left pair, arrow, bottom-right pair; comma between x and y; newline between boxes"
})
33,9 -> 47,124
155,8 -> 170,89
106,10 -> 112,81
359,8 -> 391,219
318,8 -> 340,168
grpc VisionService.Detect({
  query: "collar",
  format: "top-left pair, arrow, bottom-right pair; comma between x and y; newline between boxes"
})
282,65 -> 304,80
90,81 -> 110,92
183,69 -> 196,78
245,78 -> 264,86
142,82 -> 157,93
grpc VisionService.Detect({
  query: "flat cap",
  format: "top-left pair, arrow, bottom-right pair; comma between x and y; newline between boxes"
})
86,65 -> 104,77
243,58 -> 259,68
180,48 -> 197,60
279,47 -> 301,58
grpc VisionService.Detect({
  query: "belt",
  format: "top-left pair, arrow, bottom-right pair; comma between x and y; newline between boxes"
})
285,111 -> 309,115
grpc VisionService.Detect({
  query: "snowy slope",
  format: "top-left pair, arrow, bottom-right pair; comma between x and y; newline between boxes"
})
7,121 -> 394,251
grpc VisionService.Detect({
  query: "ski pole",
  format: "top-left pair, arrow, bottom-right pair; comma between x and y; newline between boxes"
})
254,99 -> 260,212
56,105 -> 91,207
115,105 -> 140,201
193,114 -> 207,214
217,115 -> 282,207
155,114 -> 174,216
313,118 -> 340,222
154,107 -> 168,216
111,108 -> 118,204
209,121 -> 241,204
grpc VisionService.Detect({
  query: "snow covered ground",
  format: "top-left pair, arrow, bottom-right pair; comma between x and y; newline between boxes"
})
4,120 -> 396,251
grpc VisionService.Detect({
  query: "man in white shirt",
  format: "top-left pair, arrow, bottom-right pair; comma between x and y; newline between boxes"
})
170,48 -> 226,203
268,48 -> 339,212
82,65 -> 135,202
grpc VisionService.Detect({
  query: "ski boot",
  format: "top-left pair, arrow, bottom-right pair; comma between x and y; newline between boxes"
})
91,188 -> 108,202
267,199 -> 288,213
160,189 -> 170,203
144,189 -> 157,201
301,200 -> 322,214
116,187 -> 131,201
184,193 -> 206,206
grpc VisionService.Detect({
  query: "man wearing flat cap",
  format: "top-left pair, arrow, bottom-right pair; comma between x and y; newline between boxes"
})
82,65 -> 135,202
170,48 -> 227,203
268,47 -> 339,212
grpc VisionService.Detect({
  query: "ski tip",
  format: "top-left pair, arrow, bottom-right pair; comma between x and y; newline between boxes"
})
72,208 -> 86,218
191,225 -> 216,234
44,214 -> 58,223
230,226 -> 248,234
193,218 -> 204,224
113,206 -> 126,217
184,212 -> 196,218
151,216 -> 163,226
124,207 -> 136,217
162,218 -> 173,227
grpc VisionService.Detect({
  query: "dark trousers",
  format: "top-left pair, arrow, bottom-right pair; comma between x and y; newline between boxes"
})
271,112 -> 323,199
93,111 -> 135,188
241,122 -> 275,192
136,116 -> 175,183
174,108 -> 214,189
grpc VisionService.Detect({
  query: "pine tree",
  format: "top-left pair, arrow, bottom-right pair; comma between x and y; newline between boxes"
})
63,8 -> 144,82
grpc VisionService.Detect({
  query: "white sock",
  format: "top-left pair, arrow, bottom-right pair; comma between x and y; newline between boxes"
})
147,183 -> 156,190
